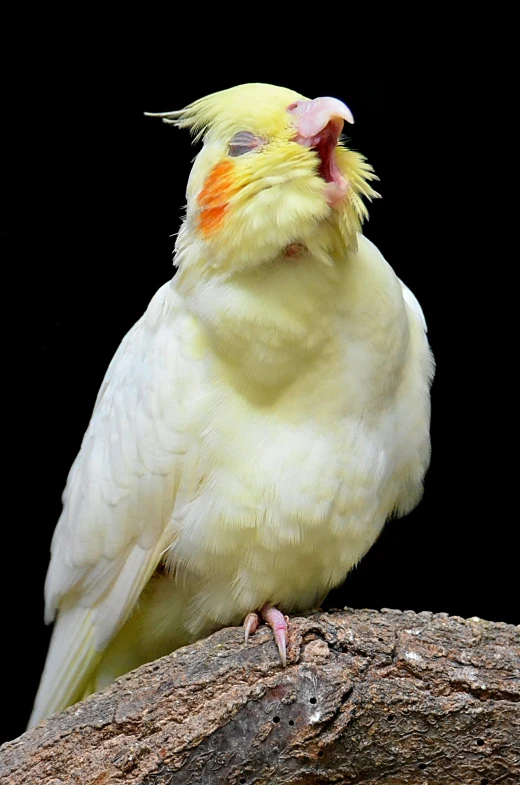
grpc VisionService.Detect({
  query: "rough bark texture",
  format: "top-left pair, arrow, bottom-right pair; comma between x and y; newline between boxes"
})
1,608 -> 519,784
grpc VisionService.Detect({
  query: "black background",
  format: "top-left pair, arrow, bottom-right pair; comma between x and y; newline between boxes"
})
2,10 -> 515,745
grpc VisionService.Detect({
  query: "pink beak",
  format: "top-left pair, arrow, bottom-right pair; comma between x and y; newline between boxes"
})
287,97 -> 354,141
287,97 -> 354,207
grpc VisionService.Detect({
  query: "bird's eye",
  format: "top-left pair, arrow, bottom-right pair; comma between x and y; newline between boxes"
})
228,131 -> 264,157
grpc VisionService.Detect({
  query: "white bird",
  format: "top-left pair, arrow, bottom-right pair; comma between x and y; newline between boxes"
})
29,82 -> 434,728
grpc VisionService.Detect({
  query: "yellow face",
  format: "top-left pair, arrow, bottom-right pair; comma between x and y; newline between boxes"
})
169,83 -> 377,273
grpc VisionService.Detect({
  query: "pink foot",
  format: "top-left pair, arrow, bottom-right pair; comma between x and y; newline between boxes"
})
242,603 -> 288,666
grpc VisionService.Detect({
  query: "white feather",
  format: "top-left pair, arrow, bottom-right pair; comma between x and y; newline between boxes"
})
30,282 -> 206,726
30,237 -> 433,726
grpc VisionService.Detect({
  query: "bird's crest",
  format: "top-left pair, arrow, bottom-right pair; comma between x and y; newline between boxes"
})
145,83 -> 305,143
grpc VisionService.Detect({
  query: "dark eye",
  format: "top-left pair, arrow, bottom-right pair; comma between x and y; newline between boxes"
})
228,131 -> 264,157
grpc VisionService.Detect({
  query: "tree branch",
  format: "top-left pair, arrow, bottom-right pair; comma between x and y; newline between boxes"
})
1,609 -> 519,784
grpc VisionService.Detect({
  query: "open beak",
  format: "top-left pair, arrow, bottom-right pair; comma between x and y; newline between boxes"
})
288,97 -> 354,207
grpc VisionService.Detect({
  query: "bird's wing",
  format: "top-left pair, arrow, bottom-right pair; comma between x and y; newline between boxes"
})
29,282 -> 203,726
398,277 -> 428,332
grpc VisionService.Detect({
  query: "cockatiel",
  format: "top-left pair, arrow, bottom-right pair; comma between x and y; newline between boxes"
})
29,83 -> 434,728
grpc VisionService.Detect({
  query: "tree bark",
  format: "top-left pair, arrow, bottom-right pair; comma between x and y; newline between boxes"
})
1,608 -> 519,784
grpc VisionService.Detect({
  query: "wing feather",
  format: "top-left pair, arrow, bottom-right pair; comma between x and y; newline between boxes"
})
28,606 -> 98,726
399,277 -> 428,332
29,281 -> 203,727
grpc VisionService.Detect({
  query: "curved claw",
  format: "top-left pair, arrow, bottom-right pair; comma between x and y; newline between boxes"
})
242,604 -> 289,666
259,604 -> 288,667
243,612 -> 260,643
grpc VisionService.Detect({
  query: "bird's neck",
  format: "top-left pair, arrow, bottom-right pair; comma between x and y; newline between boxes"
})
175,248 -> 349,390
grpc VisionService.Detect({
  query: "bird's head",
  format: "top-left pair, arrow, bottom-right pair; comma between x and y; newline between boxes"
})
147,83 -> 378,274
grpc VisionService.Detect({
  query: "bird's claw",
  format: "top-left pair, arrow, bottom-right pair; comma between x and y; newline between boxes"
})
243,612 -> 260,643
242,603 -> 288,666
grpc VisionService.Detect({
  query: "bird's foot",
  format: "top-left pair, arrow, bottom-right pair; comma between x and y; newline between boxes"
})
243,603 -> 288,666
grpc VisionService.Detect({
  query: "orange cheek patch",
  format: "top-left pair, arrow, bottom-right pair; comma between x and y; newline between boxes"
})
197,160 -> 239,238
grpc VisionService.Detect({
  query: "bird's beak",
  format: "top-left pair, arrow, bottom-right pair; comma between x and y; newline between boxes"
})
288,97 -> 354,141
288,97 -> 354,207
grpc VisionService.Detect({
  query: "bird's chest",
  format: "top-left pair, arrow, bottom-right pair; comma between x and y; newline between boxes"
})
164,262 -> 410,620
168,375 -> 393,617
